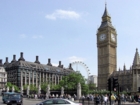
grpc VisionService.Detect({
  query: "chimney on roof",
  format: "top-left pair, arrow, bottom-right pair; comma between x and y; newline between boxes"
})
47,58 -> 52,66
18,52 -> 25,61
58,61 -> 61,67
69,63 -> 73,70
11,55 -> 16,63
34,56 -> 40,64
0,59 -> 3,67
61,65 -> 63,68
4,57 -> 9,65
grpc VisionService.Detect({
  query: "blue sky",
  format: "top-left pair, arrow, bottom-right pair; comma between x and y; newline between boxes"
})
0,0 -> 140,79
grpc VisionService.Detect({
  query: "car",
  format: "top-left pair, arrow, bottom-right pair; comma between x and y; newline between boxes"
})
2,92 -> 22,105
36,98 -> 82,105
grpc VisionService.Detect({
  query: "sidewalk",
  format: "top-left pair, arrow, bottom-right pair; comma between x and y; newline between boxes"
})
115,102 -> 139,105
24,98 -> 139,105
78,100 -> 139,105
24,98 -> 42,101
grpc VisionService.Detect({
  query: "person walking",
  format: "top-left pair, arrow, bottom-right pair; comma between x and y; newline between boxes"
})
138,95 -> 140,105
121,94 -> 125,104
111,94 -> 116,105
35,94 -> 37,100
95,94 -> 100,105
104,94 -> 108,105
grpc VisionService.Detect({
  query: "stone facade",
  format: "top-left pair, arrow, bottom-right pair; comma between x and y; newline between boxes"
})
4,52 -> 74,89
97,5 -> 117,90
97,5 -> 140,92
110,66 -> 133,92
110,48 -> 140,92
0,60 -> 7,89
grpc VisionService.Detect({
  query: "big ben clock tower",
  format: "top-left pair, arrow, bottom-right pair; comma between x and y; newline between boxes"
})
97,5 -> 117,89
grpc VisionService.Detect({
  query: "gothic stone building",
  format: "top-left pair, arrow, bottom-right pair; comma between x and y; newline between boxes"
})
97,5 -> 139,92
3,52 -> 74,90
110,49 -> 140,92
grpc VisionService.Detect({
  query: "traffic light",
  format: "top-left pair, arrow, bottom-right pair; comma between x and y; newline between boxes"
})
138,87 -> 140,92
120,87 -> 122,92
113,78 -> 118,90
107,78 -> 111,91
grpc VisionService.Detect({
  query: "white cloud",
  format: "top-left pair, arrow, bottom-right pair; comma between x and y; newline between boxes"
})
32,35 -> 43,39
45,9 -> 80,20
68,56 -> 85,63
20,34 -> 27,38
52,63 -> 58,67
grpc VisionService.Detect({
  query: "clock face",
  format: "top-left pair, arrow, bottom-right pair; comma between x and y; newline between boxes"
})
99,34 -> 106,41
111,33 -> 116,41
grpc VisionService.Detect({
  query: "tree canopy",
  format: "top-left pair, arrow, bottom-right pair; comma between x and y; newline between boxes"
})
6,82 -> 20,92
59,72 -> 89,94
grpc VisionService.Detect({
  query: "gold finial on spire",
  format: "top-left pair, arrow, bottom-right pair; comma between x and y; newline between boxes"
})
136,48 -> 138,52
105,0 -> 107,7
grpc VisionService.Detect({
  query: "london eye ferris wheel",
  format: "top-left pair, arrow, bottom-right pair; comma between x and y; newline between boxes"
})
71,61 -> 91,84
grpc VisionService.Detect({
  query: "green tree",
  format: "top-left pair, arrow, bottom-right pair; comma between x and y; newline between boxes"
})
59,72 -> 88,94
41,82 -> 48,93
13,85 -> 20,92
23,84 -> 28,90
51,84 -> 61,90
6,82 -> 13,90
30,84 -> 37,93
6,82 -> 20,92
88,82 -> 96,90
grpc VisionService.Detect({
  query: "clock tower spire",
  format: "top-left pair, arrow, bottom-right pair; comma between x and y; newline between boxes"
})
97,5 -> 117,89
102,3 -> 110,19
99,4 -> 114,29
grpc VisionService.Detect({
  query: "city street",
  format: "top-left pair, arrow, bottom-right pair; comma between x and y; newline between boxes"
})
0,96 -> 42,105
0,96 -> 139,105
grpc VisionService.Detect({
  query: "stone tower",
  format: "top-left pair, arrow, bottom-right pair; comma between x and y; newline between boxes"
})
132,48 -> 140,92
97,5 -> 117,89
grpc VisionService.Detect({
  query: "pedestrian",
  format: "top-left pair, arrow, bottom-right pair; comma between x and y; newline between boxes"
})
101,95 -> 104,105
138,95 -> 140,105
95,94 -> 100,105
56,94 -> 58,98
91,94 -> 94,101
121,94 -> 125,104
35,94 -> 37,100
111,93 -> 116,105
52,94 -> 55,98
82,95 -> 85,104
104,94 -> 108,105
131,94 -> 135,102
74,94 -> 77,100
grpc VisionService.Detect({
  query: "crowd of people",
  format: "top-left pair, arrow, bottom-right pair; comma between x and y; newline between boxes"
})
27,93 -> 76,101
81,93 -> 140,105
26,93 -> 140,105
